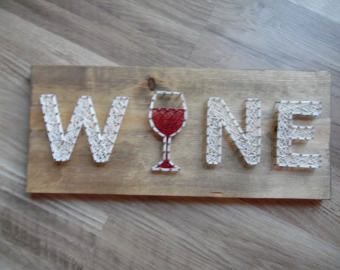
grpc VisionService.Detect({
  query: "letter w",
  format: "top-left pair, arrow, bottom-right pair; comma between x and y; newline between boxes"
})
40,94 -> 128,163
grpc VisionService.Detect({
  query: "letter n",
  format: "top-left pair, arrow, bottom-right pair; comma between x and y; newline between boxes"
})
206,97 -> 261,166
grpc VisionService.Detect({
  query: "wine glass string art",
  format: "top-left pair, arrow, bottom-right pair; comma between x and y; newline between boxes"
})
148,87 -> 188,172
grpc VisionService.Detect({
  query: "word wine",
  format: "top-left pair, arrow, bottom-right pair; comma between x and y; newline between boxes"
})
40,93 -> 322,171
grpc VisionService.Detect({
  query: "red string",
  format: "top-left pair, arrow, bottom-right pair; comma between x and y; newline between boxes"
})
152,108 -> 185,136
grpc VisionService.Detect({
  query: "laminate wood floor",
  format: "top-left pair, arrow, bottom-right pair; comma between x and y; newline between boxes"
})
1,0 -> 340,269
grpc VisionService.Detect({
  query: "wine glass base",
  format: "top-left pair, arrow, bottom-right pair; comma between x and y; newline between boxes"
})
152,159 -> 180,172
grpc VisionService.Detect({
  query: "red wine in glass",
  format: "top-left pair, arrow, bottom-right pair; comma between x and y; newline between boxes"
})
149,91 -> 187,172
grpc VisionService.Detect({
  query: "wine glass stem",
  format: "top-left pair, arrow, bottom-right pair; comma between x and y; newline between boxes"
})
163,136 -> 171,162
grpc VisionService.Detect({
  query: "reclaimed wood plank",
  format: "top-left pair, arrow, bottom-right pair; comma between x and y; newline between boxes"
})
27,66 -> 331,198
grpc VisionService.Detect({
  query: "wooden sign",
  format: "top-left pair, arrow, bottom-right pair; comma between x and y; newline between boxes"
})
27,66 -> 331,199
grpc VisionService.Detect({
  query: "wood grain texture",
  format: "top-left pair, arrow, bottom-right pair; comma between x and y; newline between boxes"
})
1,0 -> 340,269
27,66 -> 331,199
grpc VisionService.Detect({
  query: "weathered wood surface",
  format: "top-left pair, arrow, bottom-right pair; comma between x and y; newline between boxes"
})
27,66 -> 331,199
1,0 -> 340,269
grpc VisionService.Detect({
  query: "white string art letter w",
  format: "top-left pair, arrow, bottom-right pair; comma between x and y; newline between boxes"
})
40,94 -> 128,163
